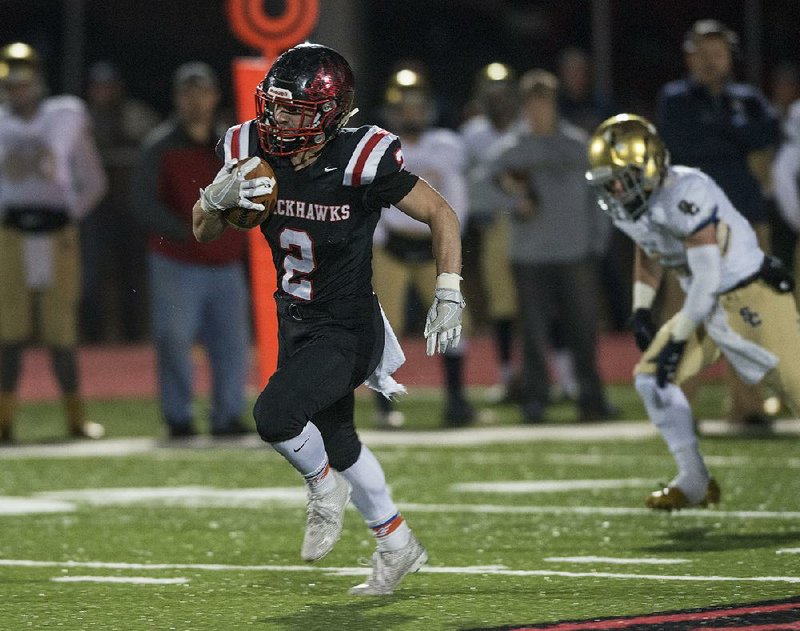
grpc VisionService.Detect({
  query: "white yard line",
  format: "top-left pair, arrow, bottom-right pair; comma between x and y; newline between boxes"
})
400,502 -> 800,520
544,556 -> 690,565
1,559 -> 796,584
2,487 -> 799,520
451,479 -> 654,493
2,419 -> 800,460
777,548 -> 800,554
0,497 -> 77,515
0,423 -> 660,460
51,576 -> 188,585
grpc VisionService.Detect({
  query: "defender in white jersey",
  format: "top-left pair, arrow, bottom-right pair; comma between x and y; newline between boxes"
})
586,114 -> 800,510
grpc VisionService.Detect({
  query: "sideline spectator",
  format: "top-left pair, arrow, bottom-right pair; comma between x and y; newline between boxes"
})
80,61 -> 161,342
486,69 -> 617,424
766,63 -> 800,273
557,46 -> 630,333
772,99 -> 800,308
0,43 -> 107,442
131,62 -> 251,438
656,19 -> 781,430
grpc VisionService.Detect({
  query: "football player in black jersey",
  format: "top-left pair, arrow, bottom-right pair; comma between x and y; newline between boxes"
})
192,43 -> 465,595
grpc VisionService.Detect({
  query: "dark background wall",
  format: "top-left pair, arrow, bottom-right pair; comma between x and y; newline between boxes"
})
1,0 -> 799,126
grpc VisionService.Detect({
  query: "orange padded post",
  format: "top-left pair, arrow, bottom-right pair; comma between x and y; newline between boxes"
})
226,0 -> 319,388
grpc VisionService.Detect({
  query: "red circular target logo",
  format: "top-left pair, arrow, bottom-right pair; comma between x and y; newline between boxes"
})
226,0 -> 319,59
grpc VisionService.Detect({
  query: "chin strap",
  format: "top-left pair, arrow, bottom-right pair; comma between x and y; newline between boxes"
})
340,107 -> 360,128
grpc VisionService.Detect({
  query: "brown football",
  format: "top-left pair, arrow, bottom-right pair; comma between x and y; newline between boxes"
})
222,157 -> 278,231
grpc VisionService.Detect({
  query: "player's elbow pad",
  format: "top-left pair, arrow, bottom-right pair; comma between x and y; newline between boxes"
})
682,244 -> 721,324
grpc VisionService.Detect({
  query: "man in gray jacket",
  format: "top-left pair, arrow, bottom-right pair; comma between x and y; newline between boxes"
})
486,69 -> 616,423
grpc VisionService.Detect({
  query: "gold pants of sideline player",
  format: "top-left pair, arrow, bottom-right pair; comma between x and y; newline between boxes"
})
0,224 -> 80,347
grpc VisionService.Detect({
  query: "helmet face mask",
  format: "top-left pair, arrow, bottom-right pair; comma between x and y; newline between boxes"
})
255,43 -> 355,157
585,114 -> 669,221
586,164 -> 652,221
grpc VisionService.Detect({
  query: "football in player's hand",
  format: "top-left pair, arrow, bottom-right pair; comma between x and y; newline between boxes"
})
222,157 -> 278,231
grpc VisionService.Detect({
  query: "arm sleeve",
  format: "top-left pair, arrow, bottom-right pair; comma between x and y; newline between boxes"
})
129,137 -> 188,241
680,243 -> 721,330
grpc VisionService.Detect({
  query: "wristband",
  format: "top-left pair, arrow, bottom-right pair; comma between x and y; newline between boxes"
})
632,281 -> 656,311
436,272 -> 462,291
671,311 -> 697,342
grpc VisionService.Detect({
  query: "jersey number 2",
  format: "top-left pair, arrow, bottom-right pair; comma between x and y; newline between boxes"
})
279,228 -> 315,300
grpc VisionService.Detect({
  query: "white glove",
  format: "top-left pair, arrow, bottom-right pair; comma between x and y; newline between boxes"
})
199,156 -> 274,215
424,281 -> 465,356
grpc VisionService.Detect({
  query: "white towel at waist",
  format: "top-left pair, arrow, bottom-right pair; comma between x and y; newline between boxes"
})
364,303 -> 408,399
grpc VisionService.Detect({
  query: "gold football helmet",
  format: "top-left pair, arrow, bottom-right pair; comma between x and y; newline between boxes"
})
585,113 -> 669,220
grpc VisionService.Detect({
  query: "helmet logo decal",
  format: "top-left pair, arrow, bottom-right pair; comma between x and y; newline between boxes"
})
267,86 -> 293,100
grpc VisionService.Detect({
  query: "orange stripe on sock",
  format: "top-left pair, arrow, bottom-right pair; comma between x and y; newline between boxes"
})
372,514 -> 404,538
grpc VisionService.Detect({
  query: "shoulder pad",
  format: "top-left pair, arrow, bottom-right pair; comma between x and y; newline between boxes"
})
219,119 -> 259,163
341,125 -> 401,187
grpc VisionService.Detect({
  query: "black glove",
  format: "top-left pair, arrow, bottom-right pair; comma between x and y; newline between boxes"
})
628,308 -> 656,352
651,338 -> 687,388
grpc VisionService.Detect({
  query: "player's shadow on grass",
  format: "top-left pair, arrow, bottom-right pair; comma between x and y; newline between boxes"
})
640,526 -> 800,552
260,596 -> 416,630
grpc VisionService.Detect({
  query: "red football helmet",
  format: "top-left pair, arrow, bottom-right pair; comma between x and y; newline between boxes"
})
255,43 -> 355,156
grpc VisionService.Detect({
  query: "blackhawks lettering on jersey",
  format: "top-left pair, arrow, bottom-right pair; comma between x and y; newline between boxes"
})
217,123 -> 416,304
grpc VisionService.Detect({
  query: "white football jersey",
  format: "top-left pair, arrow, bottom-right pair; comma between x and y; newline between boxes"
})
374,128 -> 467,244
613,166 -> 763,292
0,95 -> 106,219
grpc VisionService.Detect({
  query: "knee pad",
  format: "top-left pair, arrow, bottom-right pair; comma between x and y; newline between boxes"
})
252,389 -> 307,444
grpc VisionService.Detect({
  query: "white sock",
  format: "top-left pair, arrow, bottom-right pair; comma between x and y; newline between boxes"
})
635,374 -> 709,502
271,422 -> 335,494
341,445 -> 410,550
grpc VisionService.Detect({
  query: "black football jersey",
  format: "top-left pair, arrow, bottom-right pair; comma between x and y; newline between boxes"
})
216,122 -> 418,306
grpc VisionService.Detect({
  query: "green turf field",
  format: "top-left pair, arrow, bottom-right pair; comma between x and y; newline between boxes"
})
1,385 -> 799,630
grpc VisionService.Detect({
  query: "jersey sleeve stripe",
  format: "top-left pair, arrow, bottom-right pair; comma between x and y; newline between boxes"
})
224,124 -> 243,163
344,126 -> 395,186
358,132 -> 396,186
237,121 -> 252,159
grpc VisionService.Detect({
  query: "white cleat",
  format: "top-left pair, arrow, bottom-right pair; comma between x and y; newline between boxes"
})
301,470 -> 351,562
348,532 -> 428,596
